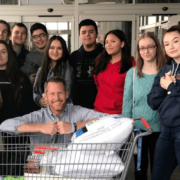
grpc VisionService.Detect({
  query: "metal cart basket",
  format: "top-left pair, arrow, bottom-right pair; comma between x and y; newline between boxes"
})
0,117 -> 152,180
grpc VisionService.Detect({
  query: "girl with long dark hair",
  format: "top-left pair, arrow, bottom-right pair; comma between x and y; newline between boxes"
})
0,40 -> 34,176
0,40 -> 34,122
93,29 -> 135,114
33,35 -> 73,107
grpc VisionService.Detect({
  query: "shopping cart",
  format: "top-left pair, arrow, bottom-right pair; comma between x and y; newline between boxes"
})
0,117 -> 152,180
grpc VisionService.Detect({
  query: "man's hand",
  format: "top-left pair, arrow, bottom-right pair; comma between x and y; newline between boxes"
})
56,121 -> 72,134
39,122 -> 58,136
160,73 -> 173,90
39,97 -> 48,107
29,73 -> 36,85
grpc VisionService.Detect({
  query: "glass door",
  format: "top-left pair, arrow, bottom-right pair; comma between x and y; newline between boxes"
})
22,16 -> 74,52
1,16 -> 75,52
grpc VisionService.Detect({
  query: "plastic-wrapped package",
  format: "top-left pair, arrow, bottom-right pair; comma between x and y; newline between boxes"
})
69,115 -> 134,152
40,148 -> 124,178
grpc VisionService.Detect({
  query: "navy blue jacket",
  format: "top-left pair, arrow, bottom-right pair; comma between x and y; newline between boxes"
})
147,59 -> 180,128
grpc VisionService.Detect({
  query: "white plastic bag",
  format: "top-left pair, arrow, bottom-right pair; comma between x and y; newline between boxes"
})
40,148 -> 124,178
70,115 -> 134,152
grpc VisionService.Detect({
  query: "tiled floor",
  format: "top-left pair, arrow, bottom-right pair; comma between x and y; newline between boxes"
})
126,157 -> 180,180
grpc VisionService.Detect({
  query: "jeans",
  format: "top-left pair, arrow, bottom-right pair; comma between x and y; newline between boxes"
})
134,130 -> 160,180
152,125 -> 180,180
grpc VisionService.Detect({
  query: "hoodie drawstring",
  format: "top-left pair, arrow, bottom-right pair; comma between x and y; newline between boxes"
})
173,63 -> 180,77
172,64 -> 175,76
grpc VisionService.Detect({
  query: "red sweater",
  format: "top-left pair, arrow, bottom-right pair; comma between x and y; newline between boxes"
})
94,57 -> 135,114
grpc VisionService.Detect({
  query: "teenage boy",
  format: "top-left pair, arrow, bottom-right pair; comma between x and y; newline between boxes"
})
70,19 -> 103,109
21,23 -> 49,84
9,23 -> 29,68
0,20 -> 10,42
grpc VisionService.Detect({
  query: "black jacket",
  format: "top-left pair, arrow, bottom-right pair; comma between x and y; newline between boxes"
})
147,59 -> 180,128
9,40 -> 29,69
70,43 -> 104,109
0,70 -> 37,123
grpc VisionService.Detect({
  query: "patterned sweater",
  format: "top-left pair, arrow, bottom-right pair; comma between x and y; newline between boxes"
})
122,68 -> 160,132
21,49 -> 44,77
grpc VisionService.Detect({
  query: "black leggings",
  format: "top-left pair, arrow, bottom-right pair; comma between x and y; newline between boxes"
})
134,131 -> 160,180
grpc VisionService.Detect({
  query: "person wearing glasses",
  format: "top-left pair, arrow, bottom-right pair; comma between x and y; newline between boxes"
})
21,23 -> 49,85
122,32 -> 166,180
9,23 -> 29,69
0,20 -> 10,42
33,35 -> 73,107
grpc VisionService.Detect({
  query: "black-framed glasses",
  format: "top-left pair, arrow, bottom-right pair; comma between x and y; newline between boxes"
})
32,33 -> 47,40
139,45 -> 156,52
2,30 -> 8,34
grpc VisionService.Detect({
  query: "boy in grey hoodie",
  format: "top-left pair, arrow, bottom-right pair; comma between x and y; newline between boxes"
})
21,23 -> 49,84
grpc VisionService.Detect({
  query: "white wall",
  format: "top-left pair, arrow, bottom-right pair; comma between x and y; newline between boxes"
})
21,0 -> 63,4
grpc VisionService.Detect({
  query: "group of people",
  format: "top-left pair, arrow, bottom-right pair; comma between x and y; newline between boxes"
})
0,18 -> 180,180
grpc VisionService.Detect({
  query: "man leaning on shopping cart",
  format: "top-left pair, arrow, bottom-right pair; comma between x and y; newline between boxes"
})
0,76 -> 108,149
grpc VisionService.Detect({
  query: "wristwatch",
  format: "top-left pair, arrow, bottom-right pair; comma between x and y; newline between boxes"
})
74,123 -> 77,131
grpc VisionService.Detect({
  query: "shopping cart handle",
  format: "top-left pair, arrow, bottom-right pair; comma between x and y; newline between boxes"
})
141,118 -> 151,130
